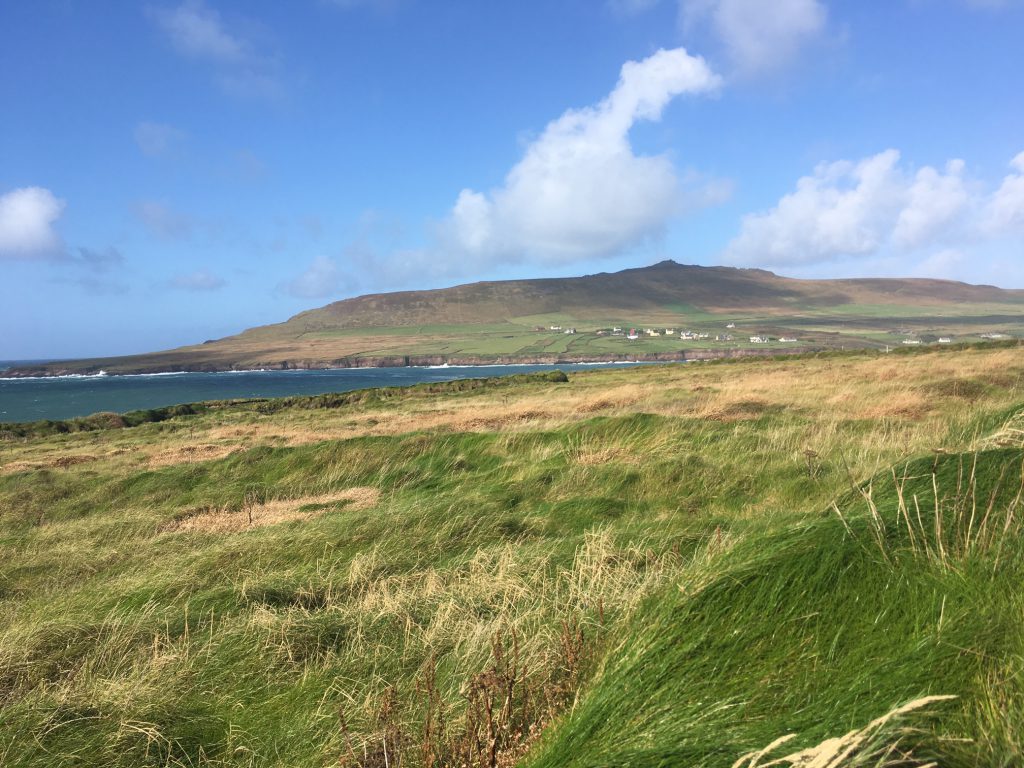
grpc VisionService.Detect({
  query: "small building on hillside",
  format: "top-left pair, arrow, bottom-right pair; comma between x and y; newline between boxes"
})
750,336 -> 770,344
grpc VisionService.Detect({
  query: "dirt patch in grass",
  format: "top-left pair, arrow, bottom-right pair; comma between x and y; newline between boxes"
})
0,454 -> 98,475
702,399 -> 780,422
922,378 -> 990,401
160,487 -> 380,534
147,443 -> 245,468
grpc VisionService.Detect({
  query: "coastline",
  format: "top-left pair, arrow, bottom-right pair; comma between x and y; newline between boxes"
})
0,347 -> 813,379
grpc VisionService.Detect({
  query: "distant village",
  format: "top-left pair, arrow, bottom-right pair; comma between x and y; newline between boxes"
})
533,323 -> 1015,347
536,323 -> 801,345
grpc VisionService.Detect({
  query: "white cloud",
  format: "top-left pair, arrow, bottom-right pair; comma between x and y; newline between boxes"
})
133,201 -> 193,241
0,187 -> 66,259
169,269 -> 225,291
724,149 -> 1024,277
680,0 -> 827,74
281,256 -> 345,299
443,47 -> 722,267
893,160 -> 969,248
135,121 -> 186,157
985,151 -> 1024,234
154,0 -> 247,62
151,1 -> 282,99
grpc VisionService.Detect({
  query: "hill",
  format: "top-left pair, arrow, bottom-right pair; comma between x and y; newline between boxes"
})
5,260 -> 1024,376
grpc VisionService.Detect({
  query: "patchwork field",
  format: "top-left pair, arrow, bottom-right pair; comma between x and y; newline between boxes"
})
3,344 -> 1024,766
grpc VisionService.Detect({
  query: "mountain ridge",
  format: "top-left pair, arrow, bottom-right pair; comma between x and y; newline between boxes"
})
5,261 -> 1023,377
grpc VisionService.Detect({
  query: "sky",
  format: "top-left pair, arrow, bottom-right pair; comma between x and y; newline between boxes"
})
1,0 -> 1023,359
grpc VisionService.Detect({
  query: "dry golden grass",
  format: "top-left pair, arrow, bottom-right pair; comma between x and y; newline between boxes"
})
732,695 -> 956,768
160,487 -> 380,534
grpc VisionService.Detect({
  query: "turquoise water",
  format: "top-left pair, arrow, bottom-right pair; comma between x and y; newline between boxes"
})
0,363 -> 643,423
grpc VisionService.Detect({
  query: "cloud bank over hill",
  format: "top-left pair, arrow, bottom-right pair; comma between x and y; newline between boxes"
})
724,150 -> 1024,277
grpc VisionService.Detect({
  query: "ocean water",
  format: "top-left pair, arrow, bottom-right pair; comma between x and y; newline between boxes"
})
0,362 -> 645,423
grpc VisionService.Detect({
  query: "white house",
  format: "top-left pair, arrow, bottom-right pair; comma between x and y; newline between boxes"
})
750,336 -> 770,344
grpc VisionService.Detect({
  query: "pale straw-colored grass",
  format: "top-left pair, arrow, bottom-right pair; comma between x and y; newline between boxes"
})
732,695 -> 956,768
161,487 -> 380,533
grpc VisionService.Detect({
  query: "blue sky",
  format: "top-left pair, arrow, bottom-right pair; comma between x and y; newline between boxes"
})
2,0 -> 1023,359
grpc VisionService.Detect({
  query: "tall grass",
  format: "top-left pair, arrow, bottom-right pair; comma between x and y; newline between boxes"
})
2,348 -> 1024,766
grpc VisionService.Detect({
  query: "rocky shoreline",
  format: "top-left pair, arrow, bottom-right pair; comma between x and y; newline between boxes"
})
0,347 -> 816,378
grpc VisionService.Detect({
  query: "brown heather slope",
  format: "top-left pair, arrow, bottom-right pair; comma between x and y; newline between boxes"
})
5,261 -> 1024,376
274,261 -> 1022,330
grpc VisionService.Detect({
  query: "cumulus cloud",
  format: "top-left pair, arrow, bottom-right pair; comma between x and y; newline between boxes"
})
680,0 -> 827,74
135,121 -> 186,157
133,200 -> 193,241
169,269 -> 226,291
724,149 -> 1024,275
0,187 -> 66,259
280,256 -> 347,299
985,152 -> 1024,234
442,47 -> 722,268
151,1 -> 282,99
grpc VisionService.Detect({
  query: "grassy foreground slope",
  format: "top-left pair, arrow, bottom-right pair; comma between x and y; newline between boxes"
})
8,261 -> 1024,376
2,346 -> 1024,765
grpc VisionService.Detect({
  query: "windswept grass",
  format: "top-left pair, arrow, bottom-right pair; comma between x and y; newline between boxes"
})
2,346 -> 1024,766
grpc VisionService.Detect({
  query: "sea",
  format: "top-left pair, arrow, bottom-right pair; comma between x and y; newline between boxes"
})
0,361 -> 645,424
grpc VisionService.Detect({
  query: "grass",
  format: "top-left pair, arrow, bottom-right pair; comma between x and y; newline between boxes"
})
2,345 -> 1024,765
